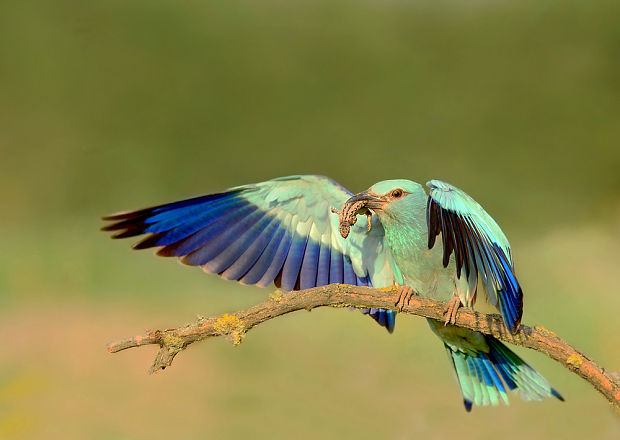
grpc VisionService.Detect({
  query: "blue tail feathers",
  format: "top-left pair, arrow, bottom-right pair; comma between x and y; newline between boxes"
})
445,335 -> 563,411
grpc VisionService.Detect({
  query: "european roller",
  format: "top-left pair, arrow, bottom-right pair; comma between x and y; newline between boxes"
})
103,175 -> 563,411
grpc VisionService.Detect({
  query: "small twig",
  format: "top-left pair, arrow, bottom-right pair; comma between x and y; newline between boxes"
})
107,284 -> 620,410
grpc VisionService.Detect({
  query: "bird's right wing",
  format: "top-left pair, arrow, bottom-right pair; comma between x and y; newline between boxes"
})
102,175 -> 399,330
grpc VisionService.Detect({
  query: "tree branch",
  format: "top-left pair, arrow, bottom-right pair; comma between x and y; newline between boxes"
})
107,284 -> 620,410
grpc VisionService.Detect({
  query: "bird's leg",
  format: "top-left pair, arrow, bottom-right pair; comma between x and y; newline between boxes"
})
443,295 -> 463,326
395,284 -> 416,312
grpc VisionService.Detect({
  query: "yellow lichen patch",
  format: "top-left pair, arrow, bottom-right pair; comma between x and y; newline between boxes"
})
567,354 -> 583,368
213,314 -> 246,346
269,290 -> 284,302
379,286 -> 397,292
162,333 -> 185,349
214,314 -> 243,333
534,326 -> 557,338
230,332 -> 245,346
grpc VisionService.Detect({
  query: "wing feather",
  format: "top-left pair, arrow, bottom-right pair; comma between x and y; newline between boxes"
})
426,179 -> 523,333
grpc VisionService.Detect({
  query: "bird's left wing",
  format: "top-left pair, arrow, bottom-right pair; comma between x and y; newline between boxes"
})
425,179 -> 522,332
102,175 -> 398,330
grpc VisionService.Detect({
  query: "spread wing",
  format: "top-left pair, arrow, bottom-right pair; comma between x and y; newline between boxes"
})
426,179 -> 522,332
102,175 -> 398,331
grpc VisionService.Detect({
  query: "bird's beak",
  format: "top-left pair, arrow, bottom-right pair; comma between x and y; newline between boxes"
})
345,189 -> 389,212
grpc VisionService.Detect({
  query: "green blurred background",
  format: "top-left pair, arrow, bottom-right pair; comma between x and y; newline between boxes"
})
1,0 -> 619,438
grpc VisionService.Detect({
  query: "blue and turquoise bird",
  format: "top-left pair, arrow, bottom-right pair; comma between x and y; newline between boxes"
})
103,175 -> 563,410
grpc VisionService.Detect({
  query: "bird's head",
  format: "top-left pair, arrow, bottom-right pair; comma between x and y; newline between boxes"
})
343,179 -> 425,225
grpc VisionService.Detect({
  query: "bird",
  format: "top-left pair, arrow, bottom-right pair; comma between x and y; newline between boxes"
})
102,175 -> 563,411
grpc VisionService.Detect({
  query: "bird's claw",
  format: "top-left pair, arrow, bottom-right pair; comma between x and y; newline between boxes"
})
443,296 -> 462,326
395,285 -> 416,312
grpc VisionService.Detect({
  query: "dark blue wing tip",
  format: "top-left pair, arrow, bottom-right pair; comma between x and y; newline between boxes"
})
463,399 -> 473,412
505,317 -> 520,334
508,316 -> 522,334
362,308 -> 397,333
499,287 -> 523,334
386,310 -> 396,333
551,388 -> 565,402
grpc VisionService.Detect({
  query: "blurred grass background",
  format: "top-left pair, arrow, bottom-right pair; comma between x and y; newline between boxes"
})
1,0 -> 619,438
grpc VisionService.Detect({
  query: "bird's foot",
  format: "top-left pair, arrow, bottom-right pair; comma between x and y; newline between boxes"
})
395,285 -> 416,312
443,296 -> 462,326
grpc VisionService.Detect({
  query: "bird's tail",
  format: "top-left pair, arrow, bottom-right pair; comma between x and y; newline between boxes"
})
433,323 -> 563,411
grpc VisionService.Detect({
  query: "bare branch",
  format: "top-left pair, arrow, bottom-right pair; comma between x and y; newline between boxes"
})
107,284 -> 620,410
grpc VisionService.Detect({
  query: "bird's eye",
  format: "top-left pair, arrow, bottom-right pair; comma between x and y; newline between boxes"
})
391,189 -> 403,198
